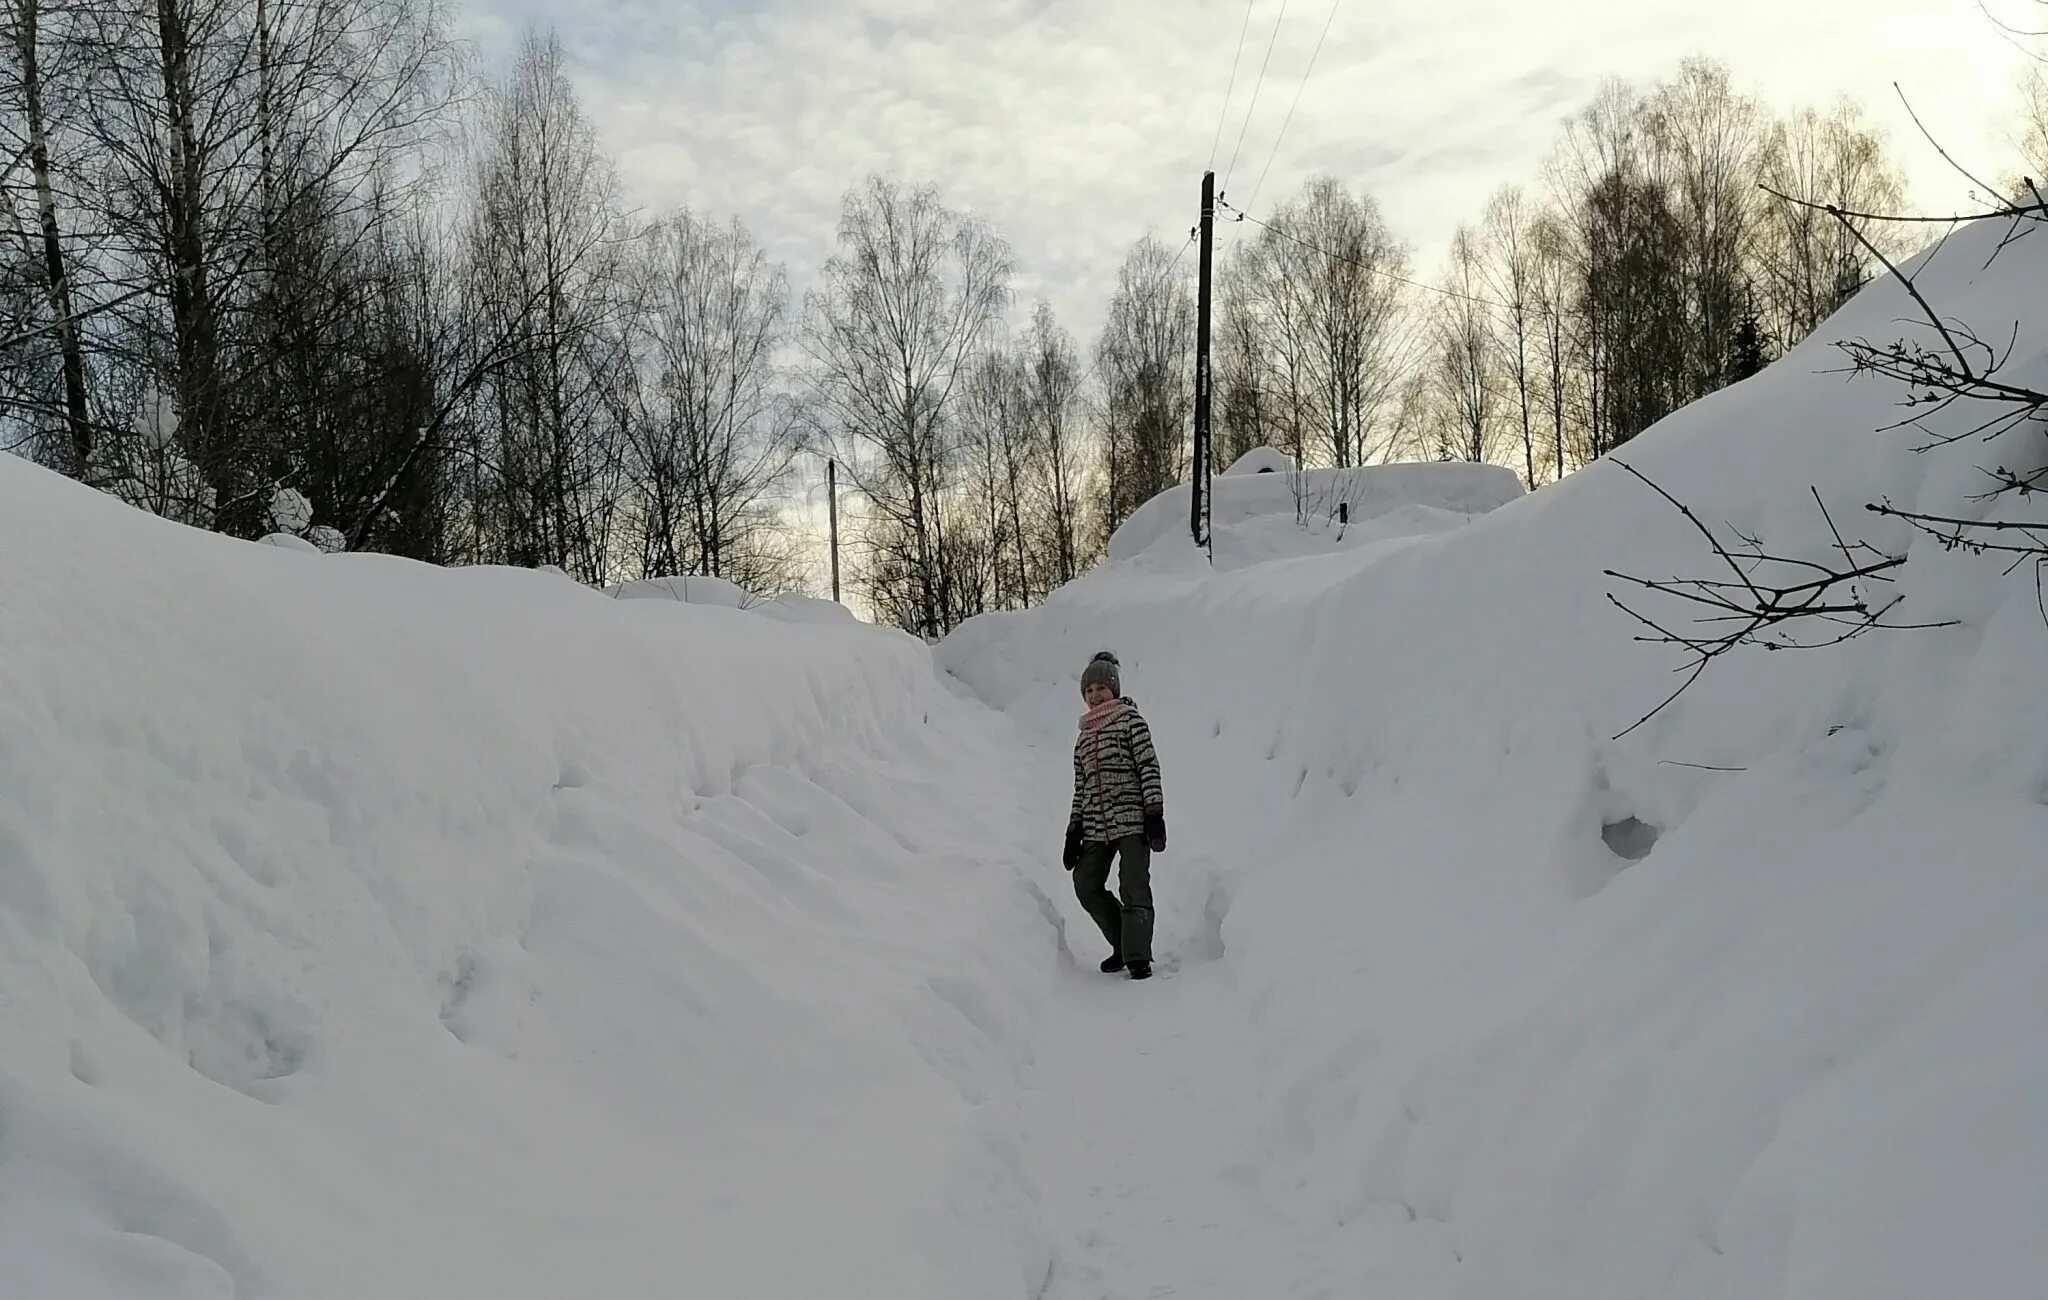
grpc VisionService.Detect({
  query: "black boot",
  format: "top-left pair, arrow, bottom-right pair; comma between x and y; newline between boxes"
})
1127,960 -> 1153,980
1100,954 -> 1126,973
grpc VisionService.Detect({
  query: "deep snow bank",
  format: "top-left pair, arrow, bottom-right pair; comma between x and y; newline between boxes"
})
942,217 -> 2048,1299
1107,459 -> 1524,564
0,459 -> 1056,1299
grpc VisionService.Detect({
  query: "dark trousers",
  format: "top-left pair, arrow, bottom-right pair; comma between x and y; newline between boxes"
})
1074,835 -> 1153,964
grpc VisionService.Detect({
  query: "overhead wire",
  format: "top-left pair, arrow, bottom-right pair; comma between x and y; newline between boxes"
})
1221,0 -> 1292,194
1208,0 -> 1259,171
1212,0 -> 1547,321
1242,0 -> 1341,215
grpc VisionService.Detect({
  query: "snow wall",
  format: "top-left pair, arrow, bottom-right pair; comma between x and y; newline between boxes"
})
0,466 -> 1060,1300
941,215 -> 2048,1300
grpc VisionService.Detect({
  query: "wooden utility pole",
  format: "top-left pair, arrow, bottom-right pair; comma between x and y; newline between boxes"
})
1191,170 -> 1215,560
826,458 -> 842,603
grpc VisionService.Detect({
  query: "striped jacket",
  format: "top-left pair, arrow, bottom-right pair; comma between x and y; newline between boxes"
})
1070,698 -> 1165,844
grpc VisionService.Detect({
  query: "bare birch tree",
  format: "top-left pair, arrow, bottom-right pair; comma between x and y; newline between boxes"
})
1095,233 -> 1190,532
1528,212 -> 1579,480
1646,58 -> 1766,397
459,26 -> 631,581
631,207 -> 796,589
0,0 -> 91,476
1244,176 -> 1409,468
801,175 -> 1010,638
1429,225 -> 1501,464
956,339 -> 1028,609
1021,299 -> 1089,588
1756,100 -> 1908,345
1483,185 -> 1542,486
1213,248 -> 1274,469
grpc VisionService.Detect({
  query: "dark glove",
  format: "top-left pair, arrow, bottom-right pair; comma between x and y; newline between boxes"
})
1062,821 -> 1082,871
1144,809 -> 1166,854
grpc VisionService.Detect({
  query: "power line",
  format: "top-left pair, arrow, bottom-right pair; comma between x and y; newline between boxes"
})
1208,0 -> 1258,171
1221,0 -> 1292,195
1243,0 -> 1341,215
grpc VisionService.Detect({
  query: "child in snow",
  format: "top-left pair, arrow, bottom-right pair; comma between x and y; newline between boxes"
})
1063,650 -> 1167,980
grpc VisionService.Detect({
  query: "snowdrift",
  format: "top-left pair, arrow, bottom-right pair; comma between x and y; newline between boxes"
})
942,217 -> 2048,1299
606,573 -> 859,625
1106,458 -> 1524,565
0,463 -> 1056,1299
1223,445 -> 1294,475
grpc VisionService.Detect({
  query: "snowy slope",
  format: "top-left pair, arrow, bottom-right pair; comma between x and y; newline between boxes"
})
941,217 -> 2048,1300
0,461 -> 1059,1299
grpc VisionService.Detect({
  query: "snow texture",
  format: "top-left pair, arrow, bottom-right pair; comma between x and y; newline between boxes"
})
4,214 -> 2045,1300
0,471 -> 1056,1299
940,216 -> 2048,1300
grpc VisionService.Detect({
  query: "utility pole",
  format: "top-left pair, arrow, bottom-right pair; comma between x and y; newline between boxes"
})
1191,170 -> 1215,561
826,458 -> 842,603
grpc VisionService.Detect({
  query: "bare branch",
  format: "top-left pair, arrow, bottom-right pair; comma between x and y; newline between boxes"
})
1603,465 -> 1947,740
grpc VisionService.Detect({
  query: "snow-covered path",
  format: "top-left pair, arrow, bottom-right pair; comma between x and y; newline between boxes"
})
8,211 -> 2048,1300
1022,955 -> 1321,1300
1001,713 -> 1350,1300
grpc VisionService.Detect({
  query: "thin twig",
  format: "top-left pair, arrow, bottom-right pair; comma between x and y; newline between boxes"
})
1826,205 -> 1978,378
1612,459 -> 1766,606
1604,467 -> 1946,741
1895,82 -> 2005,202
1757,183 -> 2045,225
1612,657 -> 1711,741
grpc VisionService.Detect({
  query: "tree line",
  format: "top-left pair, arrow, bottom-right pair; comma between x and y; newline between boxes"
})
0,5 -> 1127,631
1214,58 -> 1922,490
0,15 -> 2025,636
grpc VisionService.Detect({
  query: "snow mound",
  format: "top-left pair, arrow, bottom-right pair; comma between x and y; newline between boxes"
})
269,488 -> 314,535
609,573 -> 755,606
1224,445 -> 1294,475
941,216 -> 2048,1300
607,575 -> 855,625
0,461 -> 1055,1300
1107,459 -> 1523,563
751,592 -> 859,625
1121,500 -> 1487,576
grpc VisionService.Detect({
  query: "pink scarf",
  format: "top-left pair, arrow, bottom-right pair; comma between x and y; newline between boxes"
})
1079,698 -> 1126,732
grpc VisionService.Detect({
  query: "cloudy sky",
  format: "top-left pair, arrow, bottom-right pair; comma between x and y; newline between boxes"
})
457,0 -> 2027,349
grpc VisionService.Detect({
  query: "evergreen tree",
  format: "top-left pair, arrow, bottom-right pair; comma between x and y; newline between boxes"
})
1728,312 -> 1768,384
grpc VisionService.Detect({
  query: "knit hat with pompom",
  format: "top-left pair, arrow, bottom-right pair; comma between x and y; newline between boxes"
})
1079,649 -> 1121,697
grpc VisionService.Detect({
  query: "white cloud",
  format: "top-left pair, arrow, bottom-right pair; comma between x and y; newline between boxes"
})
461,0 -> 2027,347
